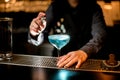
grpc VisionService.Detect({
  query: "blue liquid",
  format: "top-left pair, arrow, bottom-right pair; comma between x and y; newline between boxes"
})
48,34 -> 70,50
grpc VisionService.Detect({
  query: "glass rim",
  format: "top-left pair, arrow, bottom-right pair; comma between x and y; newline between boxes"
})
0,17 -> 13,21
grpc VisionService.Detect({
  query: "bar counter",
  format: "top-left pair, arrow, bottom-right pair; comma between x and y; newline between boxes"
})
0,54 -> 120,80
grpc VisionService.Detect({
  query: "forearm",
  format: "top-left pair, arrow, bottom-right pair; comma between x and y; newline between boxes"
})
80,5 -> 107,57
80,33 -> 106,57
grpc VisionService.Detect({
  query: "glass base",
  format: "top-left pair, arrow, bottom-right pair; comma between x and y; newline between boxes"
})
0,52 -> 13,61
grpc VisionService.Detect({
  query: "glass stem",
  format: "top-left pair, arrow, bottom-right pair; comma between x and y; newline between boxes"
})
57,49 -> 61,57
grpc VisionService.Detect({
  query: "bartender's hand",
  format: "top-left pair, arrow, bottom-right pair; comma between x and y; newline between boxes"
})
57,50 -> 88,69
29,12 -> 46,36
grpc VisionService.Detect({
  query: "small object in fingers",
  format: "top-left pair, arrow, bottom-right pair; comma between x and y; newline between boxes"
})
41,17 -> 46,22
38,17 -> 46,33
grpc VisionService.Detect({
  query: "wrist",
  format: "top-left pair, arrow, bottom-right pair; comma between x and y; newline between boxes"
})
30,33 -> 39,40
78,50 -> 88,59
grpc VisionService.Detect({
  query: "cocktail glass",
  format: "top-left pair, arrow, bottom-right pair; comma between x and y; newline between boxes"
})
48,34 -> 70,57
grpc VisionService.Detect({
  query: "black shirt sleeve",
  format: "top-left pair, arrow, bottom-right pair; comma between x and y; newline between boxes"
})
80,5 -> 107,57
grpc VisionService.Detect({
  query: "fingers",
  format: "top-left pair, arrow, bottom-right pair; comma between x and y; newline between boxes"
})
76,60 -> 81,69
57,54 -> 71,66
56,50 -> 88,69
29,12 -> 46,36
31,19 -> 40,30
57,56 -> 82,68
34,18 -> 44,31
57,55 -> 65,60
30,19 -> 41,36
37,12 -> 46,30
64,57 -> 78,68
57,54 -> 74,68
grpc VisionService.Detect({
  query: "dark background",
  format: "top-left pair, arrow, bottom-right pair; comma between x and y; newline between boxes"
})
0,12 -> 120,60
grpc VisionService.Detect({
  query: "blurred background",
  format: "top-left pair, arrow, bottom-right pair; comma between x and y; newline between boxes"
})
0,0 -> 120,59
0,1 -> 120,80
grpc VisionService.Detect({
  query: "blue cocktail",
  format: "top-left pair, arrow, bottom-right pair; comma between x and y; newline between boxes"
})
48,34 -> 70,57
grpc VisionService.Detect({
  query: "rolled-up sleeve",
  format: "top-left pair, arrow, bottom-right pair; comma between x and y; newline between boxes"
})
28,33 -> 44,46
80,5 -> 107,57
